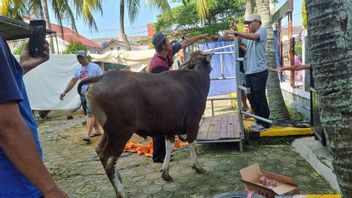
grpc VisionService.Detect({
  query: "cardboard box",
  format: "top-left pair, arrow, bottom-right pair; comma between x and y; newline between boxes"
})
240,163 -> 300,198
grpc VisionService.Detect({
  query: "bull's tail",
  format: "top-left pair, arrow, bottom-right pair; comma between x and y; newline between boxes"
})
77,75 -> 104,97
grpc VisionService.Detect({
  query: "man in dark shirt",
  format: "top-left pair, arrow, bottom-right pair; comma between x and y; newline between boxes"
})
149,32 -> 208,163
0,36 -> 67,197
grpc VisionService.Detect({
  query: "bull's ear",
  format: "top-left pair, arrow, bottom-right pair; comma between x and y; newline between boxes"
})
200,51 -> 212,63
205,54 -> 212,62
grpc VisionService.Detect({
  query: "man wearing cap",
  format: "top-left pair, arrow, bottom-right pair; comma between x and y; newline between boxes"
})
225,13 -> 270,131
60,52 -> 103,141
149,32 -> 208,163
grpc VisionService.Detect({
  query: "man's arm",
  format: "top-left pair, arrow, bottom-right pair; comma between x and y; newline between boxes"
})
225,30 -> 260,41
237,32 -> 260,41
20,41 -> 49,75
0,102 -> 67,197
239,44 -> 247,53
60,78 -> 78,100
180,34 -> 208,49
269,64 -> 311,72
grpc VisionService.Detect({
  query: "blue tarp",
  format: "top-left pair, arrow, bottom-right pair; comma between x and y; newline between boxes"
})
274,30 -> 284,81
199,41 -> 237,96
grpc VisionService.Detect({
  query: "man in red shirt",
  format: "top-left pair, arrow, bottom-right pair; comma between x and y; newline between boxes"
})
149,32 -> 208,163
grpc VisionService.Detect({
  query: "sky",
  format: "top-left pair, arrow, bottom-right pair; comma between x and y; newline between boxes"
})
50,0 -> 303,40
50,1 -> 181,39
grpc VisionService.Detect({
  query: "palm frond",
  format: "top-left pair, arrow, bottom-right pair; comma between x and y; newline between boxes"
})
195,0 -> 208,22
148,0 -> 171,13
27,0 -> 43,18
127,0 -> 140,24
51,0 -> 77,40
3,0 -> 28,19
72,0 -> 103,31
1,0 -> 11,15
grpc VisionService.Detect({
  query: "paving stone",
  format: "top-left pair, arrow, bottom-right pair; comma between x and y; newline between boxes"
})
38,111 -> 336,197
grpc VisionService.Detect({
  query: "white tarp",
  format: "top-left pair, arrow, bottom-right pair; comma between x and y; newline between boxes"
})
89,49 -> 155,72
23,49 -> 156,110
23,54 -> 81,111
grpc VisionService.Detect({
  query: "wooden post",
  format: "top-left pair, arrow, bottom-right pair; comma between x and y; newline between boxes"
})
288,11 -> 295,87
278,19 -> 282,67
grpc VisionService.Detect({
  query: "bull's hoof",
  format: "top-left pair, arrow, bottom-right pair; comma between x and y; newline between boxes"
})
179,134 -> 187,141
192,165 -> 206,174
161,171 -> 173,182
115,191 -> 128,198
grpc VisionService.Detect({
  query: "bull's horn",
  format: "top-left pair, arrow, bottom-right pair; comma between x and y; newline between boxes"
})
200,51 -> 213,56
200,51 -> 212,62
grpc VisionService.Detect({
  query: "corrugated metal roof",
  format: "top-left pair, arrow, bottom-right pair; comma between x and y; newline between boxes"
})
0,16 -> 31,40
0,16 -> 55,40
50,24 -> 100,48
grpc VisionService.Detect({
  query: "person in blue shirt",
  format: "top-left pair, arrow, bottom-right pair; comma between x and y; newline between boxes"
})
0,35 -> 67,197
225,14 -> 270,131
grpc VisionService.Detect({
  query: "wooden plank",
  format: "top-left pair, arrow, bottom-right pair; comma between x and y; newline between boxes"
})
226,114 -> 235,139
197,117 -> 211,140
219,115 -> 228,139
271,0 -> 293,23
233,114 -> 241,139
207,116 -> 222,140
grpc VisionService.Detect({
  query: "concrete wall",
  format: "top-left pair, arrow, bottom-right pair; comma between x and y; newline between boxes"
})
280,81 -> 311,119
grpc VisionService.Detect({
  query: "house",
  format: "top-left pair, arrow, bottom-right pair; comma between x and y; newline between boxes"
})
50,24 -> 100,53
97,39 -> 143,54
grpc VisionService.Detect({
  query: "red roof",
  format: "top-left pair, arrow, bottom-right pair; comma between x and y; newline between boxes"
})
50,24 -> 100,48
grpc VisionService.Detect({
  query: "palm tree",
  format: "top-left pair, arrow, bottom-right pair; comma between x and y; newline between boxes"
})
306,0 -> 352,196
245,0 -> 255,17
119,0 -> 171,51
119,0 -> 130,50
255,0 -> 290,122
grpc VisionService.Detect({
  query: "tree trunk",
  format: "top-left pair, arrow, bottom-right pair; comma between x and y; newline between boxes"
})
119,0 -> 131,51
306,0 -> 352,196
256,0 -> 291,122
245,0 -> 255,17
42,0 -> 55,53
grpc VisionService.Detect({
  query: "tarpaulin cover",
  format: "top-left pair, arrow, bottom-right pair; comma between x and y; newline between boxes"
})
199,41 -> 237,96
89,49 -> 155,72
23,54 -> 81,111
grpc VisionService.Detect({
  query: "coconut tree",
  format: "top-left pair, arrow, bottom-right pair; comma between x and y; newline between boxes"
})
245,0 -> 255,17
119,0 -> 171,51
255,0 -> 290,122
306,0 -> 352,196
119,0 -> 130,50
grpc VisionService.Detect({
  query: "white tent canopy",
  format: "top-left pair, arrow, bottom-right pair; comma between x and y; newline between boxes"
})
90,49 -> 155,72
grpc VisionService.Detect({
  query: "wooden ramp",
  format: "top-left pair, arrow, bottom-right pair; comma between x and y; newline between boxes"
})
197,113 -> 243,144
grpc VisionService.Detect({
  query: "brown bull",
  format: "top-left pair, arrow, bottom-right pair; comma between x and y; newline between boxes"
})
77,51 -> 212,197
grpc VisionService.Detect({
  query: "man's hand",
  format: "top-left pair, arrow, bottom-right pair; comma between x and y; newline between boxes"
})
229,21 -> 238,31
59,92 -> 66,100
43,186 -> 68,198
20,41 -> 49,74
199,33 -> 209,39
209,35 -> 220,41
224,30 -> 238,36
269,67 -> 282,72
